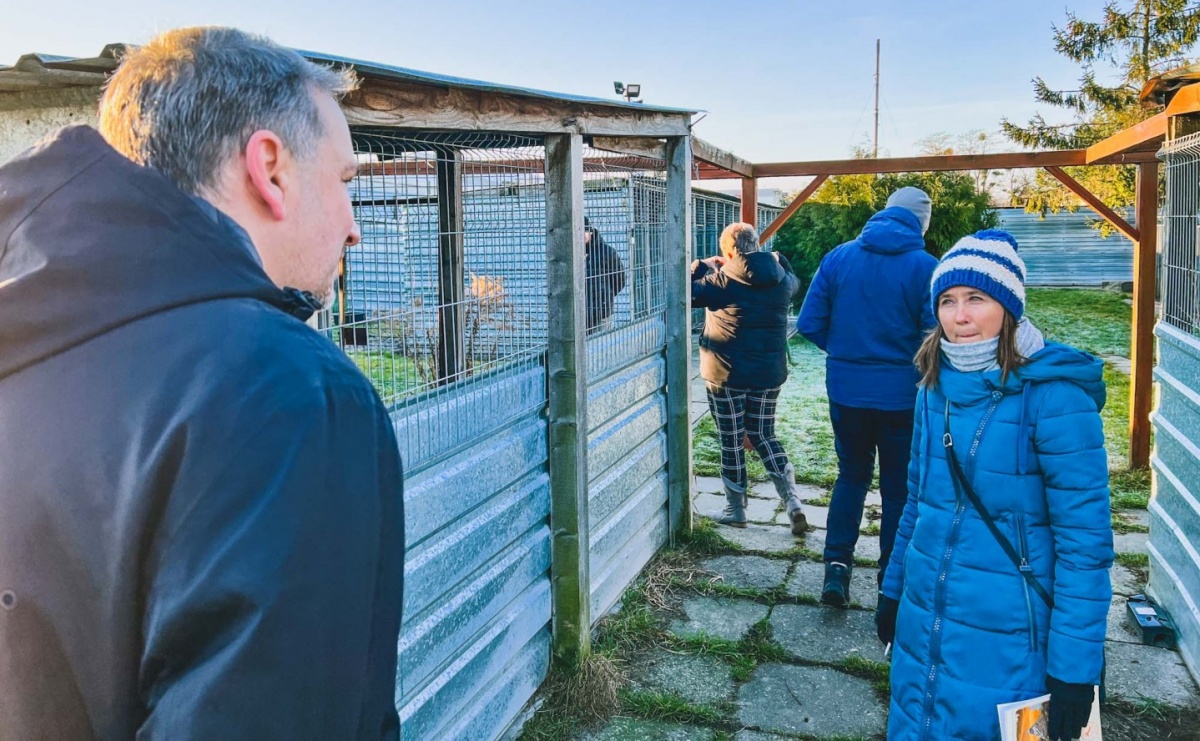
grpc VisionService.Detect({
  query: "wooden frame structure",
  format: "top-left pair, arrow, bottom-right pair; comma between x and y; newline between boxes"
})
689,86 -> 1200,471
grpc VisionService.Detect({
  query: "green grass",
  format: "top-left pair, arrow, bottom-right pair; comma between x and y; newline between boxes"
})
1025,287 -> 1132,356
617,689 -> 726,725
1116,552 -> 1150,569
345,349 -> 423,402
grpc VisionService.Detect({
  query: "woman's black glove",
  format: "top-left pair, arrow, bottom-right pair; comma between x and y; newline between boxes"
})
1046,675 -> 1094,741
875,594 -> 898,646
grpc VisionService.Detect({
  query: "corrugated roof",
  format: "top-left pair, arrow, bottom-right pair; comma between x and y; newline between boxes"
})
0,44 -> 698,116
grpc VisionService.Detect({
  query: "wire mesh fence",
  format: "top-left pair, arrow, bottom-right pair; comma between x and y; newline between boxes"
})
314,130 -> 550,468
1160,132 -> 1200,334
579,145 -> 667,380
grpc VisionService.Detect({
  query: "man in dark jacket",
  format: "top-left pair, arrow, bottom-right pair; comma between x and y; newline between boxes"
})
797,186 -> 937,609
584,217 -> 627,332
693,222 -> 807,535
0,28 -> 404,739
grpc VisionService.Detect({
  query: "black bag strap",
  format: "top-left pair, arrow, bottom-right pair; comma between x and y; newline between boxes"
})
942,398 -> 1054,609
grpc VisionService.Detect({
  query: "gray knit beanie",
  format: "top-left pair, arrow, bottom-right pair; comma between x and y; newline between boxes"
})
886,186 -> 932,235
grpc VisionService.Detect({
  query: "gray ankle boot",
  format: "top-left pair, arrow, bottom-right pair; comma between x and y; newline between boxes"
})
768,463 -> 808,535
711,476 -> 748,528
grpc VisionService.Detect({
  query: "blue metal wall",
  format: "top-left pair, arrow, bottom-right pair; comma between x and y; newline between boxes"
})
392,365 -> 552,741
1150,323 -> 1200,684
995,207 -> 1135,286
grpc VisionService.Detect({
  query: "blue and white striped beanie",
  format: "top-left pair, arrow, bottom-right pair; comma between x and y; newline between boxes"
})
930,229 -> 1026,319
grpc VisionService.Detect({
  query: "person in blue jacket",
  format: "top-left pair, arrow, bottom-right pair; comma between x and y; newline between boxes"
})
797,187 -> 938,608
875,230 -> 1113,741
693,222 -> 807,534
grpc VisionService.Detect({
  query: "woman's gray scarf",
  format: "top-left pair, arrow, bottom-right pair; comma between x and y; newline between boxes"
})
941,318 -> 1045,373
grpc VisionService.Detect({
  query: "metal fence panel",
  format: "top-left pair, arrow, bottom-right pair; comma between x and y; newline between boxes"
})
995,207 -> 1135,286
1149,133 -> 1200,686
332,131 -> 554,741
321,130 -> 694,739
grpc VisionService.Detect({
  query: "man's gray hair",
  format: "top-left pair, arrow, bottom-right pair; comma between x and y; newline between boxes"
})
99,27 -> 359,196
720,222 -> 760,255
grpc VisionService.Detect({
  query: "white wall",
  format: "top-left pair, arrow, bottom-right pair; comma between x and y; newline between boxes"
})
0,88 -> 100,164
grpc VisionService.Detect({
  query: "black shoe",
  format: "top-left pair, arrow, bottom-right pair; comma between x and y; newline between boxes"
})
821,562 -> 852,609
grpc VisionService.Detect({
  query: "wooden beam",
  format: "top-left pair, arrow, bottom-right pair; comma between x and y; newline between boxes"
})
741,178 -> 758,226
1130,161 -> 1157,470
342,79 -> 691,137
1165,82 -> 1200,117
664,136 -> 694,543
1085,112 -> 1167,165
752,150 -> 1088,178
1043,166 -> 1140,242
692,137 -> 754,178
759,175 -> 829,243
590,136 -> 666,160
544,132 -> 591,667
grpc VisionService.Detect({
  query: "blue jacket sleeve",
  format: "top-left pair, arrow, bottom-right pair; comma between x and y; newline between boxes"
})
881,391 -> 924,600
1035,381 -> 1113,685
797,257 -> 833,350
138,378 -> 404,740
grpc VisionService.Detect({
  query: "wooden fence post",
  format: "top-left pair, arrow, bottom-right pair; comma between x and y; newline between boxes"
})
544,133 -> 591,666
1130,161 -> 1158,470
665,136 -> 694,542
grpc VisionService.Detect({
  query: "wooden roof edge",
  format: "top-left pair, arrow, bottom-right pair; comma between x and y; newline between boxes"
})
691,137 -> 753,178
751,149 -> 1088,178
1085,112 -> 1168,164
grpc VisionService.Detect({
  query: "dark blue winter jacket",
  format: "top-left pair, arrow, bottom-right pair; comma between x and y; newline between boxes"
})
0,127 -> 404,739
796,207 -> 938,410
692,250 -> 800,389
880,343 -> 1113,741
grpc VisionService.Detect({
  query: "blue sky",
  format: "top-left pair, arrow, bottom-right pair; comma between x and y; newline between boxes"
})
2,0 -> 1118,168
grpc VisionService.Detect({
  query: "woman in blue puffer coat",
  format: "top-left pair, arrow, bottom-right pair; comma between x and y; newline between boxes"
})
876,230 -> 1114,741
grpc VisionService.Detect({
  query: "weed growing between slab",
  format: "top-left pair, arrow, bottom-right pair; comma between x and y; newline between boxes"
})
617,689 -> 726,725
1100,698 -> 1200,741
1112,513 -> 1150,534
1116,552 -> 1150,569
518,653 -> 625,740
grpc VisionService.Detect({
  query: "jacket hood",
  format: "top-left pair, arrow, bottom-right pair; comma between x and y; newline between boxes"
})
938,341 -> 1106,411
722,250 -> 785,287
859,207 -> 928,254
0,125 -> 319,381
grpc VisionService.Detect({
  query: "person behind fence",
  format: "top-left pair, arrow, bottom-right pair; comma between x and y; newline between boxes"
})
874,230 -> 1113,741
584,216 -> 627,332
0,27 -> 405,739
796,186 -> 938,610
692,222 -> 807,535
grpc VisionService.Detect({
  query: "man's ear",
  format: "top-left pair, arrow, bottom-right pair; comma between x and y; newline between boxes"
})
244,129 -> 289,221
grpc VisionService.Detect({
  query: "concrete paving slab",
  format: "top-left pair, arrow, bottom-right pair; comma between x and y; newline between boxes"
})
695,477 -> 724,494
669,597 -> 770,643
1105,640 -> 1200,708
750,481 -> 827,503
1110,564 -> 1145,597
733,733 -> 793,741
717,524 -> 800,555
785,560 -> 880,607
628,650 -> 735,707
737,663 -> 887,738
1114,509 -> 1150,529
1114,531 -> 1149,555
798,503 -> 829,530
702,555 -> 790,592
580,717 -> 716,741
769,604 -> 882,663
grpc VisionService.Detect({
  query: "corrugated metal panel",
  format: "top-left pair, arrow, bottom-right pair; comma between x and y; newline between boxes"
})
995,207 -> 1134,286
1150,322 -> 1200,684
393,368 -> 551,741
586,356 -> 670,620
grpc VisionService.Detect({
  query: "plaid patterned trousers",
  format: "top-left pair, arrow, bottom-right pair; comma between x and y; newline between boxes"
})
705,382 -> 791,485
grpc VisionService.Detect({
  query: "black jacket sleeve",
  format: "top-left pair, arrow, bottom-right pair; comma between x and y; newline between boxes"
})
137,375 -> 404,740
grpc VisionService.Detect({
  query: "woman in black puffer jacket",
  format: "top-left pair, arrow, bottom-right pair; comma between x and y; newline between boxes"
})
692,222 -> 806,535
